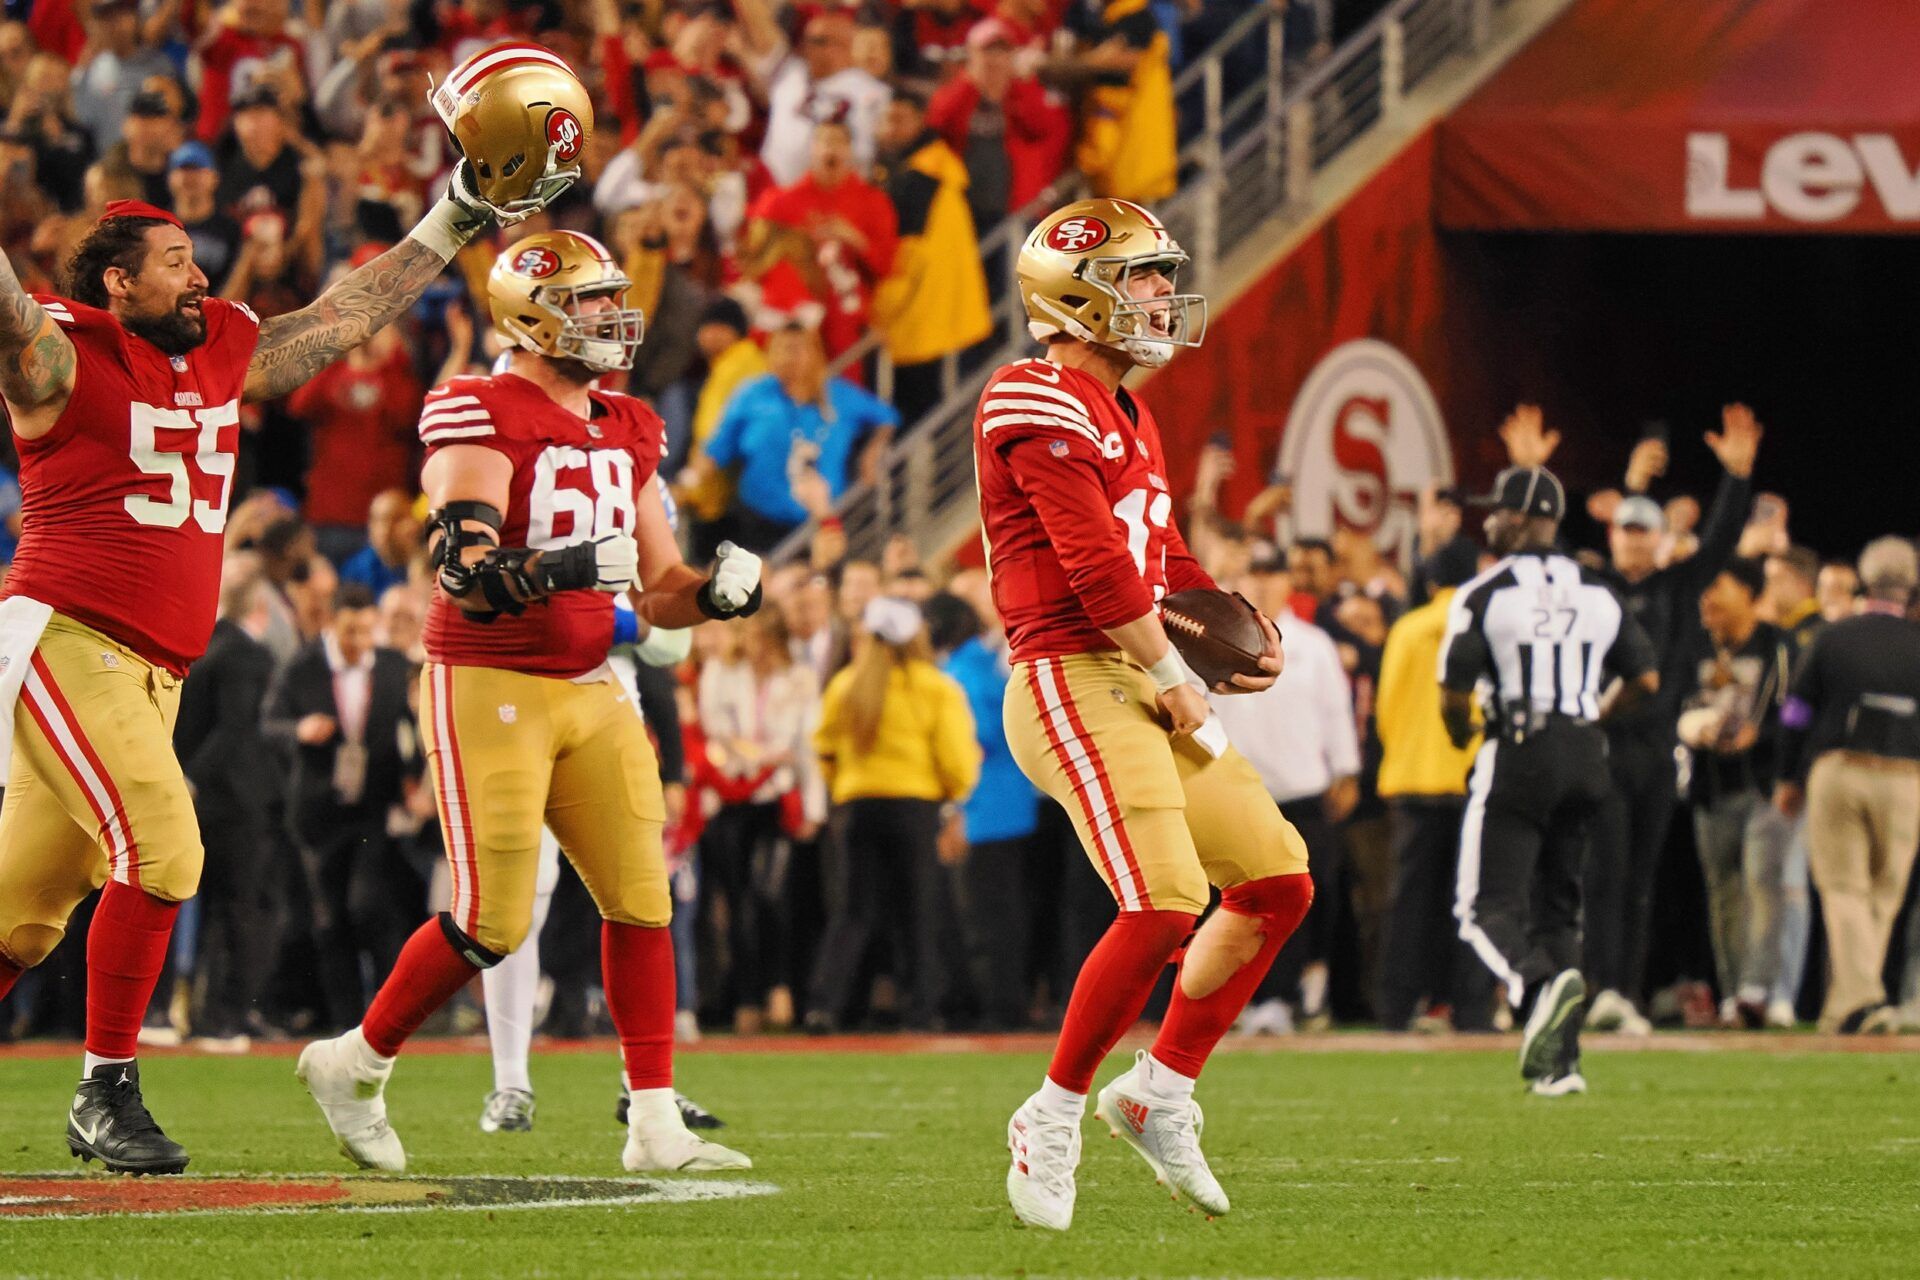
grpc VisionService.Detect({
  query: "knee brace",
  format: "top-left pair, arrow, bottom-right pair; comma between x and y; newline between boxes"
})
439,912 -> 508,969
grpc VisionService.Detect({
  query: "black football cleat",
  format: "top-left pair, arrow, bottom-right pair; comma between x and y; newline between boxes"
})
614,1086 -> 726,1130
67,1061 -> 189,1175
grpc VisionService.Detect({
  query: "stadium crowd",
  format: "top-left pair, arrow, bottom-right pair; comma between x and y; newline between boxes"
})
3,0 -> 1918,1051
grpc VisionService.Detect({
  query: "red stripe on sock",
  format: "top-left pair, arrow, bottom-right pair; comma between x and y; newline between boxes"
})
603,922 -> 675,1091
85,882 -> 180,1060
361,919 -> 481,1058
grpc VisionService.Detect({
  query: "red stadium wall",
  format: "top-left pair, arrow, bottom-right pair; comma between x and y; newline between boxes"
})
1147,131 -> 1494,547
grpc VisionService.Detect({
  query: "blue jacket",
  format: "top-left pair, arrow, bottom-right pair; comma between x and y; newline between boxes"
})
338,545 -> 408,598
944,636 -> 1040,844
704,374 -> 899,527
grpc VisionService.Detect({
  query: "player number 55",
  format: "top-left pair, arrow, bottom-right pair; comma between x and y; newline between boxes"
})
124,402 -> 239,533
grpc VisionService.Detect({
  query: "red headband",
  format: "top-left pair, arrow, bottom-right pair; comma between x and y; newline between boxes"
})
101,199 -> 184,230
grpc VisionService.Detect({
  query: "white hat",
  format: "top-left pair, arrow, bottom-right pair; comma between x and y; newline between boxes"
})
862,596 -> 922,646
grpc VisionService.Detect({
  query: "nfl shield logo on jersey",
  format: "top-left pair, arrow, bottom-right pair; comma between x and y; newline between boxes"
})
1049,440 -> 1069,458
498,704 -> 517,724
169,355 -> 187,372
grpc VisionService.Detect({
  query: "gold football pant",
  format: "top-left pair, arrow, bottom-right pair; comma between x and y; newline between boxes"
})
420,662 -> 668,958
0,613 -> 198,969
1005,651 -> 1309,916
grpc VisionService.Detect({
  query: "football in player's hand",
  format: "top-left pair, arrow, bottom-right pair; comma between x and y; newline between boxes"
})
1161,589 -> 1270,688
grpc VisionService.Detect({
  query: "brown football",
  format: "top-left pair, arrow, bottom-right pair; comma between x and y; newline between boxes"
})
1160,589 -> 1270,688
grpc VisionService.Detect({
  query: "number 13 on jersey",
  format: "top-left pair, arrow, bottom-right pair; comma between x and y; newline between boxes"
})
1114,485 -> 1172,598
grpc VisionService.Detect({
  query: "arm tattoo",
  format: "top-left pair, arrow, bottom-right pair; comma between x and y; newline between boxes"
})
0,248 -> 76,409
244,229 -> 482,403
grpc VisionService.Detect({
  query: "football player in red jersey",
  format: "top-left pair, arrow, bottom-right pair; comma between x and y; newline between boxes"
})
296,230 -> 759,1174
978,199 -> 1316,1228
0,58 -> 581,1171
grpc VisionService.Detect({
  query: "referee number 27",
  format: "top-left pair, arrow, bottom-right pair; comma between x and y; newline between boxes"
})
1532,607 -> 1578,639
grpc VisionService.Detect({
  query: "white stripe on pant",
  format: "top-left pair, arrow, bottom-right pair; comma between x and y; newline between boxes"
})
1453,739 -> 1526,1006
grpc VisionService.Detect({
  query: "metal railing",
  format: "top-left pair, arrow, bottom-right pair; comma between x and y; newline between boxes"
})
776,0 -> 1504,569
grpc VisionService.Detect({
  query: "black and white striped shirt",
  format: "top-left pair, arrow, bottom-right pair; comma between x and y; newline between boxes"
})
1438,551 -> 1656,723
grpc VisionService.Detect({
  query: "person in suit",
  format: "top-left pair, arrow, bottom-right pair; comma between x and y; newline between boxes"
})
264,583 -> 419,1031
174,554 -> 280,1047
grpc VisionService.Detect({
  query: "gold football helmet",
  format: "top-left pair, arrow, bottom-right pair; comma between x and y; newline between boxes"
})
430,42 -> 592,222
488,231 -> 646,373
1017,198 -> 1206,368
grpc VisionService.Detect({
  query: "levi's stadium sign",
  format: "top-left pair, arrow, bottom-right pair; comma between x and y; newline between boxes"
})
1276,339 -> 1452,568
1687,131 -> 1920,225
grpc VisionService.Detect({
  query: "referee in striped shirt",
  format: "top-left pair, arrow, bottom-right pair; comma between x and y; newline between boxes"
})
1437,467 -> 1658,1095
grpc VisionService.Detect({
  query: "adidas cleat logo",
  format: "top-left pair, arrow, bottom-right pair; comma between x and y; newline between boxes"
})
1117,1098 -> 1150,1134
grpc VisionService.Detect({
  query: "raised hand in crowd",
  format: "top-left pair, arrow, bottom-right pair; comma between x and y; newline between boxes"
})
1707,402 -> 1763,477
1498,403 -> 1560,468
1624,435 -> 1668,492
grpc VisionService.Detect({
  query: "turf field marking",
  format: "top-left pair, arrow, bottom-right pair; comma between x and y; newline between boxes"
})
0,1173 -> 779,1220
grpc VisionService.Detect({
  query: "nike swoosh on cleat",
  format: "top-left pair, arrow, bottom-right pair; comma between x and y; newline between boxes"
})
69,1112 -> 101,1146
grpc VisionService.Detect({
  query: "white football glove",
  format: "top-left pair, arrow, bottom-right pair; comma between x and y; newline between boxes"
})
588,531 -> 639,593
633,625 -> 693,667
709,541 -> 762,613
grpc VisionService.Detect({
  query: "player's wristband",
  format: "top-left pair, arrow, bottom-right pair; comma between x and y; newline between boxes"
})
408,197 -> 481,264
1146,647 -> 1187,694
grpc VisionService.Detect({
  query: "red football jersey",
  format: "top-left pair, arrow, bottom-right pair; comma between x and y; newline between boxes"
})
420,373 -> 665,679
973,357 -> 1213,662
4,294 -> 260,674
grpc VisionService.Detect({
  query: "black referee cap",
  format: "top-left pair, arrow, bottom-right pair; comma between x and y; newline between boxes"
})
1471,466 -> 1565,522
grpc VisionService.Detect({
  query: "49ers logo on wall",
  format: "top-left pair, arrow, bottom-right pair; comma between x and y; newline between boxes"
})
1044,216 -> 1111,253
514,247 -> 561,278
545,108 -> 584,163
1275,339 -> 1452,568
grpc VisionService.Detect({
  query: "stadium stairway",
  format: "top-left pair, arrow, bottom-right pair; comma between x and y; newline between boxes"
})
770,0 -> 1580,571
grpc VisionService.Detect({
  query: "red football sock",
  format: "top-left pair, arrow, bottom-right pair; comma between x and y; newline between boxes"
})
1151,873 -> 1313,1079
0,954 -> 22,1002
85,882 -> 181,1061
603,921 -> 675,1091
361,918 -> 481,1058
1047,909 -> 1197,1094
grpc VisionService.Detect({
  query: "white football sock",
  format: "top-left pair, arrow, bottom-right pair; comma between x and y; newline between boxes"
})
1143,1052 -> 1196,1100
82,1052 -> 134,1078
626,1086 -> 680,1128
483,868 -> 556,1095
1037,1076 -> 1087,1118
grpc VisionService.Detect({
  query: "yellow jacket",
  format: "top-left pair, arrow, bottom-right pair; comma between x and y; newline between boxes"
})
683,337 -> 768,521
871,135 -> 994,367
1376,589 -> 1481,798
814,658 -> 981,805
1075,0 -> 1178,203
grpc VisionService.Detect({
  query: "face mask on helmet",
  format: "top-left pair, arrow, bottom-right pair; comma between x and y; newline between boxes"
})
549,285 -> 647,372
1025,252 -> 1208,369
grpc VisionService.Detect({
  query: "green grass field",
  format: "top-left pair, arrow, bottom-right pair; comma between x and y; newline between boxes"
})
1,1040 -> 1916,1279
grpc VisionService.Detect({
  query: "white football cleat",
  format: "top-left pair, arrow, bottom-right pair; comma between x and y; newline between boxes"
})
1006,1094 -> 1080,1231
622,1092 -> 751,1171
296,1029 -> 405,1172
1528,1070 -> 1588,1097
1094,1051 -> 1229,1218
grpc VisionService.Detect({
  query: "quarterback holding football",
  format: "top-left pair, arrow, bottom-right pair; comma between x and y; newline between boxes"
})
976,198 -> 1315,1228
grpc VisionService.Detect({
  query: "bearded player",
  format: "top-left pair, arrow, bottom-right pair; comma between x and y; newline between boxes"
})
979,199 -> 1315,1229
0,38 -> 596,1174
296,228 -> 759,1174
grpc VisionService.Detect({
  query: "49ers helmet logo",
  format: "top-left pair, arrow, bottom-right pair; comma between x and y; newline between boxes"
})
1044,216 -> 1111,254
545,108 -> 584,163
514,247 -> 561,278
